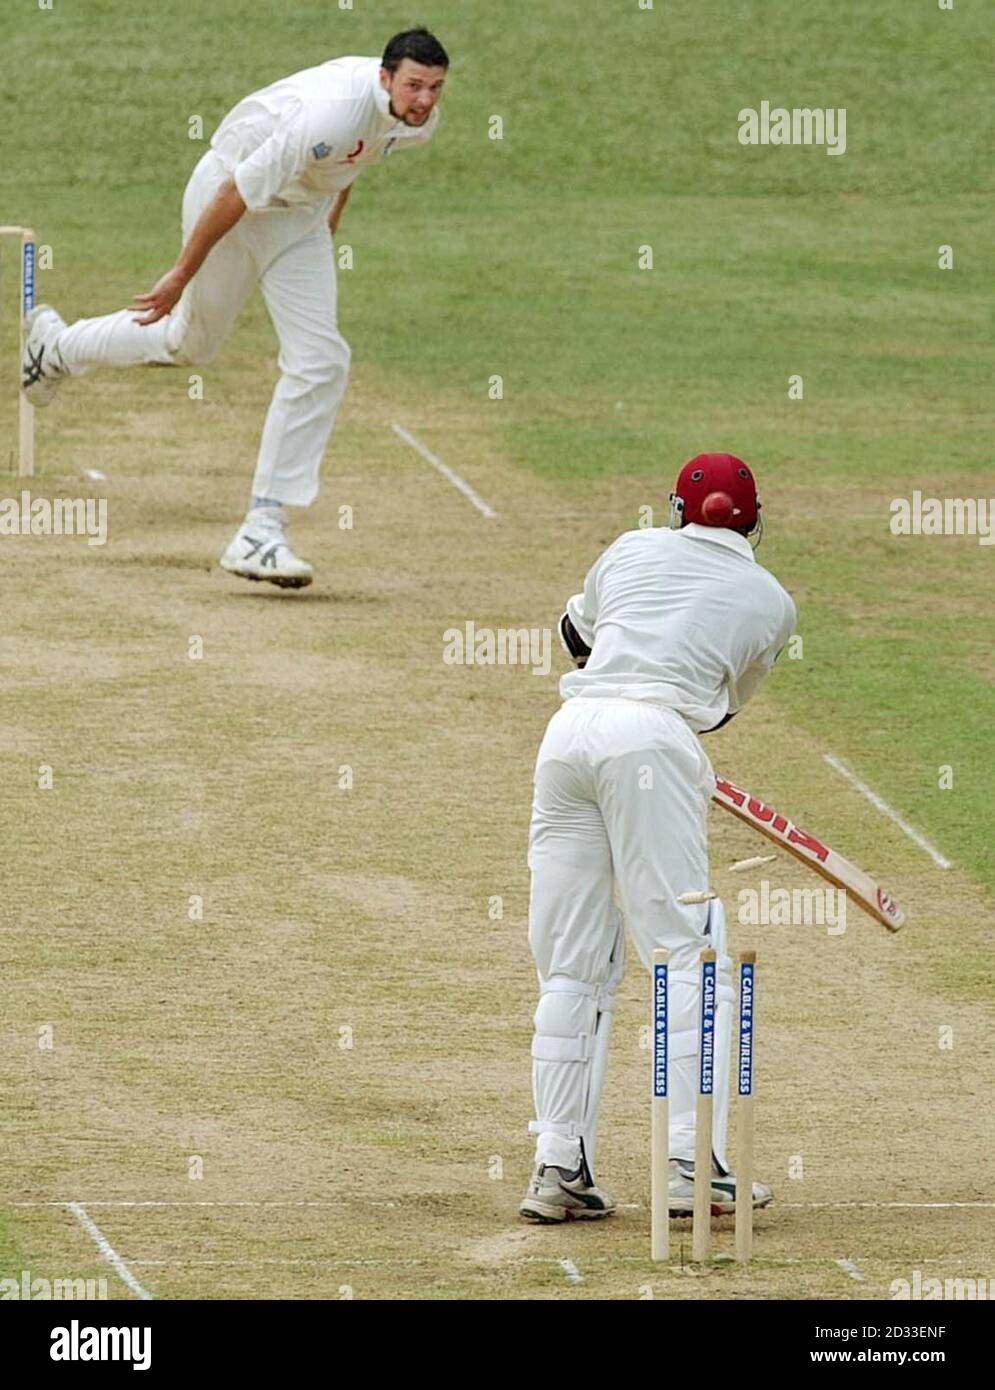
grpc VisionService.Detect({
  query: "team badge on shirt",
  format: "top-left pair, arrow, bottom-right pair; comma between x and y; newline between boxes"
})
312,141 -> 333,160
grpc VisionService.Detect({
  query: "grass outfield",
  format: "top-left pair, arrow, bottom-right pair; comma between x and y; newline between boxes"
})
1,0 -> 993,1301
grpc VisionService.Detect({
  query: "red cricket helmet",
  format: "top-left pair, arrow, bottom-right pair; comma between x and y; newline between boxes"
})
669,453 -> 760,534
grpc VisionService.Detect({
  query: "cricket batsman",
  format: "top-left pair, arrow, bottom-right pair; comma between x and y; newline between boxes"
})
520,453 -> 796,1223
21,28 -> 449,589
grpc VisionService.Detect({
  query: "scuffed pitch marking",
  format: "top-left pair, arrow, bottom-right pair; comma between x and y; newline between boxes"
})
558,1257 -> 584,1284
460,1229 -> 544,1266
835,1257 -> 865,1282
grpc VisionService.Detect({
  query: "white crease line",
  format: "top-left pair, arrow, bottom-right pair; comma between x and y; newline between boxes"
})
125,1253 -> 983,1271
823,753 -> 952,868
835,1257 -> 864,1282
782,1201 -> 995,1210
15,1199 -> 381,1209
67,1201 -> 154,1301
130,1258 -> 427,1268
625,1200 -> 995,1211
558,1257 -> 583,1284
391,422 -> 497,519
20,1198 -> 995,1211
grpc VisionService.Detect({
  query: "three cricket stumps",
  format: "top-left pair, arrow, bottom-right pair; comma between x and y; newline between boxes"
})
650,944 -> 758,1264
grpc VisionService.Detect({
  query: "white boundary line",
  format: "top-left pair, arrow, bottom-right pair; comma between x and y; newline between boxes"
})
823,753 -> 952,868
835,1257 -> 865,1282
67,1201 -> 154,1301
391,422 -> 497,519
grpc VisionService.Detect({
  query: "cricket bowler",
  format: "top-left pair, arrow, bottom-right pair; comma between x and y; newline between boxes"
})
520,453 -> 796,1222
21,28 -> 449,589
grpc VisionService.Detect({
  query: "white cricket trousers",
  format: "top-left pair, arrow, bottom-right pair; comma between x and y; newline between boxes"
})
527,697 -> 734,1176
56,150 -> 350,507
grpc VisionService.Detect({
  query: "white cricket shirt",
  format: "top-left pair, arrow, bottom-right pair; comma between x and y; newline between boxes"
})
210,55 -> 440,212
561,524 -> 796,732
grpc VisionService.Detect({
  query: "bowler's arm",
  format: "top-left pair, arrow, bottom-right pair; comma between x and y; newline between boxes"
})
133,178 -> 247,325
329,185 -> 352,235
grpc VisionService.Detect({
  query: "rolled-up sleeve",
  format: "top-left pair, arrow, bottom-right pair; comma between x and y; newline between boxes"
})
232,101 -> 314,211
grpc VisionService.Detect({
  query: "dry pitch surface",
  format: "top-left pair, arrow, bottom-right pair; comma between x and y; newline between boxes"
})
3,363 -> 994,1301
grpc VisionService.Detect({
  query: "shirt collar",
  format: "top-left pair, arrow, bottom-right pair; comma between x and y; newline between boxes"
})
679,522 -> 757,562
370,60 -> 400,130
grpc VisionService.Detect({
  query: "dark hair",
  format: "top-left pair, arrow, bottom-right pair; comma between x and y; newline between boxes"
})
382,27 -> 449,73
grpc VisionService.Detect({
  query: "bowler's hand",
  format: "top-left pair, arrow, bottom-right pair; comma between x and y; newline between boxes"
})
132,268 -> 189,326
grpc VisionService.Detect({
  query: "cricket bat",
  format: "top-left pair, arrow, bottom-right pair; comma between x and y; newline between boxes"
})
712,775 -> 906,932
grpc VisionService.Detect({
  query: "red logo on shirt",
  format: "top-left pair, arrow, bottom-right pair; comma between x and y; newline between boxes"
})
344,140 -> 365,162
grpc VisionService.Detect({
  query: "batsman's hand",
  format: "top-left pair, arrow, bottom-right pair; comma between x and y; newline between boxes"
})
558,612 -> 592,668
132,267 -> 189,326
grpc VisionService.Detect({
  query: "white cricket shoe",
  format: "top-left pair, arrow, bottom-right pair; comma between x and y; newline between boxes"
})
219,507 -> 314,589
519,1161 -> 616,1223
22,305 -> 68,405
669,1158 -> 773,1216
